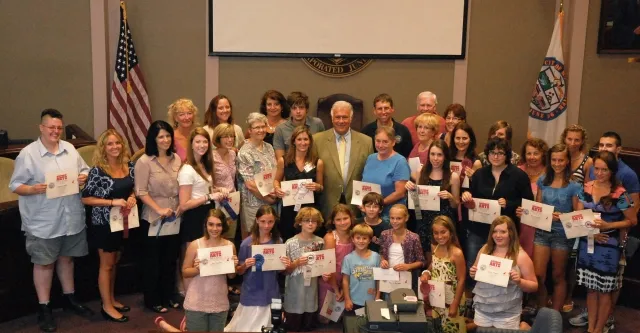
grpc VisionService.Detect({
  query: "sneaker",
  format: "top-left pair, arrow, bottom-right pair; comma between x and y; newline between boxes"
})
38,303 -> 57,332
569,308 -> 588,327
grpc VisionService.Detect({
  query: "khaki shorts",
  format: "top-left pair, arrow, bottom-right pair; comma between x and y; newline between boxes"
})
25,229 -> 89,265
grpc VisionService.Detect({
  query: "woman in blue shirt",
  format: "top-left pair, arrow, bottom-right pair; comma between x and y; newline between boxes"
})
517,144 -> 581,312
362,127 -> 411,219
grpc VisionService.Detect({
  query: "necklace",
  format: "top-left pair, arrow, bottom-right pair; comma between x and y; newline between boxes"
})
526,166 -> 544,178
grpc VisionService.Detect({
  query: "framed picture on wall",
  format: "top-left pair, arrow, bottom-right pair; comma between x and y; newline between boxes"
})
597,0 -> 640,54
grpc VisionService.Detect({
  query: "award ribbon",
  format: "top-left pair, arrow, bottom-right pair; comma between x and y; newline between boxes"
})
156,214 -> 177,238
410,190 -> 422,220
220,199 -> 238,220
253,254 -> 265,289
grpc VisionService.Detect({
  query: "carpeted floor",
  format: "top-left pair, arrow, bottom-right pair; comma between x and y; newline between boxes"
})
0,293 -> 637,332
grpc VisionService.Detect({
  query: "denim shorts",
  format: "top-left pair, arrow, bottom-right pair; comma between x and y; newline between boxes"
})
534,221 -> 572,251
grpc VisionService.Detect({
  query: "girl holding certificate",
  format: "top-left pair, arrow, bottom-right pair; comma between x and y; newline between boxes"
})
82,129 -> 136,322
178,128 -> 222,244
226,205 -> 291,332
182,209 -> 238,332
406,139 -> 460,268
461,138 -> 533,281
575,151 -> 635,333
283,207 -> 325,332
516,144 -> 580,313
379,205 -> 426,290
449,123 -> 482,249
419,216 -> 467,333
318,204 -> 355,324
274,126 -> 325,241
469,216 -> 537,330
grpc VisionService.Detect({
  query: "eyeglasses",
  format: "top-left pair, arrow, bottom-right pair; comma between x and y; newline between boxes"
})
42,125 -> 64,131
445,116 -> 461,121
488,151 -> 506,157
251,125 -> 266,130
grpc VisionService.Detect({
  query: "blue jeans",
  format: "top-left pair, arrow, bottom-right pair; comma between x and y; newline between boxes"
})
465,229 -> 488,289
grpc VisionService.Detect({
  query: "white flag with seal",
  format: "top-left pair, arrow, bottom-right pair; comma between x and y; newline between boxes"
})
528,11 -> 567,145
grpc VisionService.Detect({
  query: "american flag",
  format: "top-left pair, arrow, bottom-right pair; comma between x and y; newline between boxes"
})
108,1 -> 151,153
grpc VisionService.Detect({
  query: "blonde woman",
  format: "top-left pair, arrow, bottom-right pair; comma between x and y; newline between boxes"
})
168,98 -> 199,162
82,129 -> 136,322
408,113 -> 440,167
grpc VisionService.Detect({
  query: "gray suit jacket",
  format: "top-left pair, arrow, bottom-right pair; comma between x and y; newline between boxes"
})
312,128 -> 373,221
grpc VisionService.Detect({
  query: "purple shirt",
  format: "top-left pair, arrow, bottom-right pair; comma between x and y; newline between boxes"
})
238,236 -> 281,306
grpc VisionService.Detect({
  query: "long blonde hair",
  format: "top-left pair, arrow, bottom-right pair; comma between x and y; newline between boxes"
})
284,126 -> 318,166
482,216 -> 520,261
93,129 -> 131,176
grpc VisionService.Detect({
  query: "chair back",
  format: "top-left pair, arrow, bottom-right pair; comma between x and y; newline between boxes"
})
316,94 -> 365,132
131,148 -> 145,162
0,157 -> 18,203
77,145 -> 97,167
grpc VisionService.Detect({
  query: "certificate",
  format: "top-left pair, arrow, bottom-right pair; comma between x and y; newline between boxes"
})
560,209 -> 600,239
251,244 -> 286,272
109,205 -> 140,232
351,181 -> 382,206
197,245 -> 235,277
408,157 -> 422,175
214,191 -> 240,218
45,169 -> 79,199
379,271 -> 411,293
281,179 -> 314,207
373,268 -> 399,281
147,215 -> 181,237
255,168 -> 276,196
427,280 -> 446,309
520,199 -> 554,232
302,249 -> 336,278
407,185 -> 440,211
475,254 -> 513,288
450,161 -> 470,188
319,290 -> 345,322
468,199 -> 501,224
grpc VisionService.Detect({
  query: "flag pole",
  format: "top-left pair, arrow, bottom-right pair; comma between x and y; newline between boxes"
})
121,1 -> 132,93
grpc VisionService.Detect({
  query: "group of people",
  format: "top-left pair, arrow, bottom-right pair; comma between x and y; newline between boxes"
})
8,89 -> 638,333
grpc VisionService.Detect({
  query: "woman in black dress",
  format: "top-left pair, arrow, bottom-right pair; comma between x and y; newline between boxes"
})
274,126 -> 324,240
82,129 -> 136,322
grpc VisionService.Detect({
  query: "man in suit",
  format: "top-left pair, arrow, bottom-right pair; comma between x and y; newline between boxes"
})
313,101 -> 373,221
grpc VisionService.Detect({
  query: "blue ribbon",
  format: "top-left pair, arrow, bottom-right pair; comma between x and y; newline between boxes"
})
220,200 -> 238,220
156,214 -> 177,238
253,254 -> 265,289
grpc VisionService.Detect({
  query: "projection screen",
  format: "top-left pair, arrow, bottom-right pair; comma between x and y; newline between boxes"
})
209,0 -> 468,59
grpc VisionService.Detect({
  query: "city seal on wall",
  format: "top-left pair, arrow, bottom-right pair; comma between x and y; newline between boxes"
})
302,57 -> 373,78
529,57 -> 567,121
